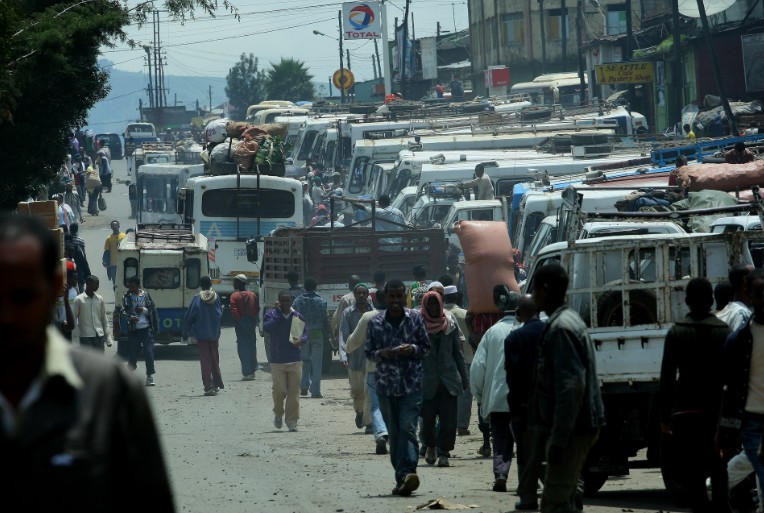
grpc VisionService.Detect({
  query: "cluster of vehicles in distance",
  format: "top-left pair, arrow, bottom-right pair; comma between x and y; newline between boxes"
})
112,91 -> 764,503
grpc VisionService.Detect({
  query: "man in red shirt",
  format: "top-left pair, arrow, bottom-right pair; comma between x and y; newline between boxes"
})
725,142 -> 755,164
230,274 -> 260,380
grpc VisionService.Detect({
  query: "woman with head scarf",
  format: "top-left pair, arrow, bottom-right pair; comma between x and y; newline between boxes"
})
419,291 -> 469,468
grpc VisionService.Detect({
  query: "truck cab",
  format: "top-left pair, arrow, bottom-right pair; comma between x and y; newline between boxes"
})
115,225 -> 209,344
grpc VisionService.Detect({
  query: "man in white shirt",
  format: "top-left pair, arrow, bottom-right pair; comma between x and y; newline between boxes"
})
72,275 -> 113,352
461,163 -> 495,201
717,263 -> 754,332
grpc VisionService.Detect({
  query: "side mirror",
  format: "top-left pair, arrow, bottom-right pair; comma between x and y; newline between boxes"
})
245,237 -> 259,263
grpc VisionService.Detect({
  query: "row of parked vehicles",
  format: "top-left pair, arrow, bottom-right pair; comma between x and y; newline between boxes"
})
116,100 -> 764,503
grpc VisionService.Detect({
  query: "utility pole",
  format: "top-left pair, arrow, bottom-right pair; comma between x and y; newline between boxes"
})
208,85 -> 212,113
338,9 -> 346,104
539,0 -> 547,74
671,0 -> 683,131
576,0 -> 587,105
144,46 -> 154,109
373,37 -> 383,79
401,0 -> 411,98
437,21 -> 441,38
696,0 -> 738,134
381,0 -> 392,95
625,0 -> 634,107
372,55 -> 378,79
561,0 -> 567,70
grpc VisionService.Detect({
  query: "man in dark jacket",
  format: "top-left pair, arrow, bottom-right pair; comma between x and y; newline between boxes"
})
182,276 -> 224,396
529,263 -> 605,513
660,277 -> 732,513
0,214 -> 174,512
505,294 -> 546,510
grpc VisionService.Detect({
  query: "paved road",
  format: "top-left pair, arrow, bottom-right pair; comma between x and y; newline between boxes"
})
75,159 -> 688,513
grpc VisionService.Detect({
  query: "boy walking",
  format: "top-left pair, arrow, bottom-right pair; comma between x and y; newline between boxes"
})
183,276 -> 224,396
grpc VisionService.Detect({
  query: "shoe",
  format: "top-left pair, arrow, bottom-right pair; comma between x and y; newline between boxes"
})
300,389 -> 309,396
204,388 -> 217,396
419,446 -> 427,457
425,447 -> 437,465
146,375 -> 155,386
514,500 -> 539,511
274,417 -> 283,429
288,426 -> 298,432
392,485 -> 401,495
376,437 -> 388,455
397,473 -> 419,496
365,425 -> 374,434
437,455 -> 450,467
457,428 -> 471,436
242,373 -> 255,381
355,412 -> 364,429
492,476 -> 507,492
477,443 -> 491,458
311,394 -> 324,399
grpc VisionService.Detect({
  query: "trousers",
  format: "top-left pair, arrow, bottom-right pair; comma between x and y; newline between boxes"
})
197,339 -> 224,391
272,362 -> 302,428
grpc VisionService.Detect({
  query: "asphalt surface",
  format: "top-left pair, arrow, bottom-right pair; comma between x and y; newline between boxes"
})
75,158 -> 688,512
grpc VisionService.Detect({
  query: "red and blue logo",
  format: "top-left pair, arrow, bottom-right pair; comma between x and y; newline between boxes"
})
348,4 -> 375,30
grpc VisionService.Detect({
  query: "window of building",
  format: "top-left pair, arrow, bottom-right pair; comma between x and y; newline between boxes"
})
547,8 -> 569,41
502,13 -> 524,46
607,4 -> 627,35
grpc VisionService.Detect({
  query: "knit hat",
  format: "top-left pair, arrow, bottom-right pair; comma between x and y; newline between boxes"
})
444,285 -> 458,295
234,274 -> 248,284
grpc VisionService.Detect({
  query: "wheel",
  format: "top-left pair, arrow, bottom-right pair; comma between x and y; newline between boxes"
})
581,469 -> 608,497
659,432 -> 692,507
597,289 -> 658,327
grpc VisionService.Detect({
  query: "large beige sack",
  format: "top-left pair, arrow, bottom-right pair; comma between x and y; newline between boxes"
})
676,161 -> 764,192
454,220 -> 519,314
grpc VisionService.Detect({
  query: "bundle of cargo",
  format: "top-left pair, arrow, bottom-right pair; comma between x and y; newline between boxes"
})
455,220 -> 520,343
17,200 -> 66,268
202,118 -> 289,176
676,160 -> 764,192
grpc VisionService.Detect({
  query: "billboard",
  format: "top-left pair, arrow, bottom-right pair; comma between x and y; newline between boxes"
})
595,62 -> 654,85
742,33 -> 764,92
420,37 -> 438,80
343,2 -> 381,40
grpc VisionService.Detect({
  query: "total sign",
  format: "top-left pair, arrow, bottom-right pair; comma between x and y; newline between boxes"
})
343,2 -> 382,40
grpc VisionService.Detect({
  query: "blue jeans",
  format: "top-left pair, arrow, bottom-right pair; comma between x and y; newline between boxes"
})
378,390 -> 423,485
741,416 -> 764,500
300,332 -> 324,396
366,372 -> 388,441
235,316 -> 258,376
127,327 -> 155,375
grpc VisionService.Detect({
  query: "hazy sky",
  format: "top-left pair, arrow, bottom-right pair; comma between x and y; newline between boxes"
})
101,0 -> 469,93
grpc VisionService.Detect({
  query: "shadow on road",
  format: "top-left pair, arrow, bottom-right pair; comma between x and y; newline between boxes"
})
586,480 -> 686,512
153,343 -> 198,361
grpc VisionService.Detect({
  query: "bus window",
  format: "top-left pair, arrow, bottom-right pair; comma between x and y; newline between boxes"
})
389,169 -> 411,200
309,133 -> 326,163
123,257 -> 139,287
144,268 -> 181,289
141,175 -> 178,214
185,258 -> 201,289
181,190 -> 194,224
322,140 -> 337,169
202,189 -> 296,218
348,157 -> 369,194
297,131 -> 318,160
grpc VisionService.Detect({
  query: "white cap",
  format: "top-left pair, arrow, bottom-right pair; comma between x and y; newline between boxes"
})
444,285 -> 458,295
427,281 -> 444,291
234,274 -> 248,284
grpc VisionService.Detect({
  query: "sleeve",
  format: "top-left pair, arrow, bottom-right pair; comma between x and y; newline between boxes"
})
297,313 -> 308,344
338,309 -> 351,363
346,314 -> 370,354
263,308 -> 278,333
229,292 -> 241,322
182,296 -> 198,338
470,343 -> 487,402
548,326 -> 587,449
452,329 -> 468,389
365,320 -> 382,362
331,298 -> 345,333
462,177 -> 479,188
101,298 -> 113,345
505,332 -> 521,413
71,295 -> 81,324
411,315 -> 431,358
659,327 -> 679,424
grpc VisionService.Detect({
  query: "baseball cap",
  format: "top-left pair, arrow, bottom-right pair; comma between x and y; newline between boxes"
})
234,274 -> 248,284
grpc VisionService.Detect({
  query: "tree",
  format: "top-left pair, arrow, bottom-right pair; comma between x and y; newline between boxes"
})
0,0 -> 235,210
225,53 -> 267,120
265,58 -> 314,103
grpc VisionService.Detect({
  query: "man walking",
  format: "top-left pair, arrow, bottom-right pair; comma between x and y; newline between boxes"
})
69,223 -> 91,291
230,274 -> 260,381
470,285 -> 517,492
339,282 -> 374,430
103,220 -> 125,285
0,214 -> 174,512
293,277 -> 331,398
529,263 -> 605,513
661,278 -> 732,513
72,275 -> 113,352
444,285 -> 473,436
264,291 -> 307,432
505,294 -> 546,511
121,276 -> 159,386
366,279 -> 431,496
182,276 -> 224,396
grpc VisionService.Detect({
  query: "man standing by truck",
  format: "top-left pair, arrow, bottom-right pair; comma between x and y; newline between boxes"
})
660,278 -> 732,513
230,274 -> 259,381
529,263 -> 605,513
293,278 -> 331,398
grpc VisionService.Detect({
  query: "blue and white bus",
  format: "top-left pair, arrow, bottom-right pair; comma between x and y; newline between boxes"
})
179,174 -> 303,304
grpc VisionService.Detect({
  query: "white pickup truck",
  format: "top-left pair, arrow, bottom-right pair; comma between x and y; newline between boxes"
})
523,190 -> 764,500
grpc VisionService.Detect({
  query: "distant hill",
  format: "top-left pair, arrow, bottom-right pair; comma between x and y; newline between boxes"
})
86,59 -> 228,135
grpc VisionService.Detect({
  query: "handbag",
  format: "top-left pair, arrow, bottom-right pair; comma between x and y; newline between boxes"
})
98,195 -> 107,211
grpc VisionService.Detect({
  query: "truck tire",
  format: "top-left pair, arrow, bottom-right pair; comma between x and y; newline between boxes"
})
659,432 -> 692,507
570,132 -> 609,146
596,289 -> 658,327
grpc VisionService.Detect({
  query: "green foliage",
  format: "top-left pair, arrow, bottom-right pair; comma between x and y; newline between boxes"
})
255,136 -> 289,165
265,58 -> 315,103
0,0 -> 235,210
225,53 -> 267,120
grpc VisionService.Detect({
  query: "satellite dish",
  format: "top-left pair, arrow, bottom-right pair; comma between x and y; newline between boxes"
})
678,0 -> 735,18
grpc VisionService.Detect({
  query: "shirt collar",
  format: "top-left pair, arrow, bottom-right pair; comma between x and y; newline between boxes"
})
43,326 -> 84,390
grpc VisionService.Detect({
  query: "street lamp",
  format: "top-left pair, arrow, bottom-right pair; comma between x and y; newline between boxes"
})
313,13 -> 346,104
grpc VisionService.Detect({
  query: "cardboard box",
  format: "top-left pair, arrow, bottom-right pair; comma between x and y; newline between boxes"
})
18,200 -> 59,228
51,228 -> 64,259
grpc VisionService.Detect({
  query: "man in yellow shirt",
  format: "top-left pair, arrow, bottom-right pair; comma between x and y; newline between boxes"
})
103,220 -> 125,285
